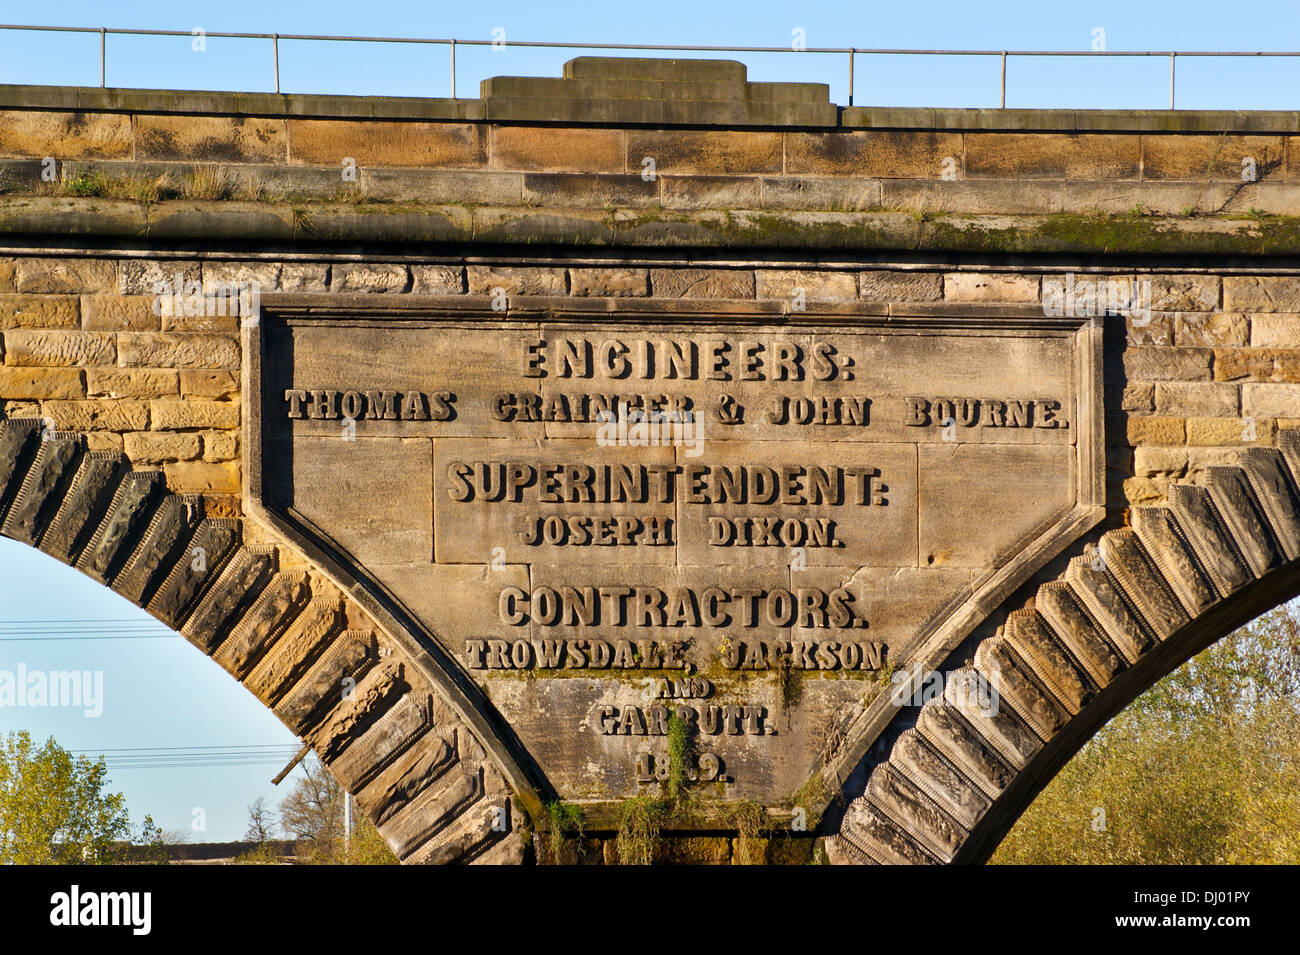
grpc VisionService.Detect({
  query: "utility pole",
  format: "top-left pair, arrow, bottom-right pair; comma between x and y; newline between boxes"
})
343,791 -> 352,860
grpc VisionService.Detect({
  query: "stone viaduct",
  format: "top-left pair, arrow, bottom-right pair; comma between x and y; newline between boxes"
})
0,57 -> 1298,863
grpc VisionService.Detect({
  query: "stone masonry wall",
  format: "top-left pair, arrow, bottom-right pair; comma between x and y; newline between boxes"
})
5,256 -> 1299,523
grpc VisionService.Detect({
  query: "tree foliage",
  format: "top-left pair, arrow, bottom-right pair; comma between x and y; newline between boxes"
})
277,755 -> 396,864
993,600 -> 1300,864
0,730 -> 132,864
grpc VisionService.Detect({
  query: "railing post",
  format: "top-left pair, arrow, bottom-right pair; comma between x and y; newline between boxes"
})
450,38 -> 456,99
848,48 -> 854,106
1000,50 -> 1007,108
273,34 -> 280,94
1169,51 -> 1176,109
99,28 -> 105,88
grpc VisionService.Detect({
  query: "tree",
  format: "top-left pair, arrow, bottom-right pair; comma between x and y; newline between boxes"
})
994,599 -> 1300,864
243,796 -> 274,843
277,755 -> 396,864
0,731 -> 131,864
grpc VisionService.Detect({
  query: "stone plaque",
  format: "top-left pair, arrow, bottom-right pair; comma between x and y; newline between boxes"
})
248,299 -> 1103,812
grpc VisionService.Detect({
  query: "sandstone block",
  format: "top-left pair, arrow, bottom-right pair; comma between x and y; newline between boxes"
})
164,460 -> 240,494
0,295 -> 79,329
1125,416 -> 1186,445
0,110 -> 131,159
81,295 -> 160,331
944,273 -> 1039,303
649,268 -> 755,298
466,266 -> 565,296
965,133 -> 1140,180
201,431 -> 239,461
118,333 -> 239,370
150,399 -> 239,430
629,130 -> 780,176
1153,382 -> 1239,416
4,330 -> 114,367
785,131 -> 960,178
1122,347 -> 1212,382
568,268 -> 648,297
137,115 -> 286,163
290,120 -> 485,168
124,430 -> 202,463
15,259 -> 116,294
179,370 -> 238,399
859,271 -> 942,302
411,265 -> 464,294
1176,313 -> 1248,346
42,399 -> 148,431
756,269 -> 856,302
492,126 -> 625,173
0,367 -> 83,399
1249,312 -> 1300,344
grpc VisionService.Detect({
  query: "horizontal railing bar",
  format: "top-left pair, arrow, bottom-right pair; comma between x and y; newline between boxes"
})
0,24 -> 1295,56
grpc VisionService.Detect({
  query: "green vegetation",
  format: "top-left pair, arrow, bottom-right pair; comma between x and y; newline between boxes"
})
994,600 -> 1300,864
545,800 -> 585,863
0,730 -> 131,864
616,796 -> 670,865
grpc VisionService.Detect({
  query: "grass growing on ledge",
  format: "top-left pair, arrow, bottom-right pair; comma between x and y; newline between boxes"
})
545,800 -> 586,863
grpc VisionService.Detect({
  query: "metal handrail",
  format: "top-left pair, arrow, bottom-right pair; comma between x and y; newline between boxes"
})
0,23 -> 1296,108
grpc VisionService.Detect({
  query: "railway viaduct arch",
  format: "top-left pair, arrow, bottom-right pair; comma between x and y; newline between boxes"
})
1,57 -> 1299,863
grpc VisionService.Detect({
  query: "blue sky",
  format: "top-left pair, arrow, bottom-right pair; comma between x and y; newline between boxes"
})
0,1 -> 1297,843
0,1 -> 1296,108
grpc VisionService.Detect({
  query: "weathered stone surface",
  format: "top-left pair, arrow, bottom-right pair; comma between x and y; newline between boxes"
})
1176,313 -> 1248,346
649,268 -> 754,298
858,271 -> 943,302
1123,347 -> 1212,382
965,133 -> 1141,180
0,436 -> 81,545
124,431 -> 202,463
137,115 -> 286,163
118,260 -> 202,296
568,268 -> 648,297
331,263 -> 409,293
81,295 -> 160,331
4,330 -> 115,367
0,110 -> 131,159
290,120 -> 485,168
15,259 -> 117,294
179,370 -> 238,399
201,431 -> 238,461
1153,382 -> 1239,416
943,273 -> 1039,302
150,399 -> 238,431
187,551 -> 281,656
163,460 -> 240,494
410,265 -> 464,294
629,130 -> 779,175
43,399 -> 148,432
1250,312 -> 1300,344
86,368 -> 179,398
118,333 -> 239,369
466,266 -> 565,295
755,269 -> 856,301
490,126 -> 623,174
786,131 -> 960,178
0,294 -> 79,329
0,366 -> 84,399
77,471 -> 162,584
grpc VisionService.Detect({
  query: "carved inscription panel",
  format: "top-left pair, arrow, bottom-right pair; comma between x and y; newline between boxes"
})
257,307 -> 1101,806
